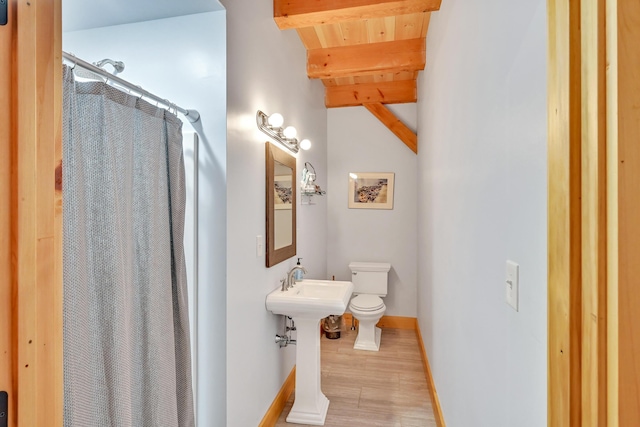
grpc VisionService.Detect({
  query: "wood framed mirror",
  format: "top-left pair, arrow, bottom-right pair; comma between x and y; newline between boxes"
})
266,142 -> 296,267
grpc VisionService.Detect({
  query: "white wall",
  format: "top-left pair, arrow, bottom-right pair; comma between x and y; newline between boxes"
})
327,105 -> 418,316
63,0 -> 223,31
221,0 -> 328,425
64,11 -> 228,426
416,1 -> 547,426
63,1 -> 549,425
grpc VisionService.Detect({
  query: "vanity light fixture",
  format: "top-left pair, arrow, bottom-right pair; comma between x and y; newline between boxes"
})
283,126 -> 297,139
268,113 -> 284,127
256,110 -> 312,154
299,139 -> 312,151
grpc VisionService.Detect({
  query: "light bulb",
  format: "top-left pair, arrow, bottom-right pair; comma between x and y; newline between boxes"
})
283,126 -> 297,139
300,139 -> 312,150
268,113 -> 284,128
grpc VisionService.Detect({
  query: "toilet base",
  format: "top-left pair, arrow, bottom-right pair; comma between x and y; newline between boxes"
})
354,326 -> 382,352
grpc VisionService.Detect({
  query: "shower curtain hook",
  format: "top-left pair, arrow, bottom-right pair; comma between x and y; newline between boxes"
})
165,100 -> 176,115
68,52 -> 78,70
132,85 -> 144,101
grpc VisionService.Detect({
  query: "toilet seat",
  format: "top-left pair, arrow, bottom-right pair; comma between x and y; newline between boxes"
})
350,294 -> 384,312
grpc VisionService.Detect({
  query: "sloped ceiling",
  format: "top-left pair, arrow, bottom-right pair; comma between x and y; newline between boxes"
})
273,0 -> 442,153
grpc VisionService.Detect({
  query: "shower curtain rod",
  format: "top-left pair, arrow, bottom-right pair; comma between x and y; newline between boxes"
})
63,51 -> 201,124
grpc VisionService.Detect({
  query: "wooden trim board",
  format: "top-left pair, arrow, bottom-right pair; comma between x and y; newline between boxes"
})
259,366 -> 296,427
547,0 -> 583,425
0,114 -> 12,410
307,38 -> 426,80
580,0 -> 608,423
416,321 -> 446,427
274,0 -> 442,30
325,80 -> 417,108
605,0 -> 618,424
364,103 -> 418,154
0,1 -> 15,425
341,313 -> 418,330
14,0 -> 63,425
375,315 -> 417,330
614,1 -> 640,423
548,0 -> 640,424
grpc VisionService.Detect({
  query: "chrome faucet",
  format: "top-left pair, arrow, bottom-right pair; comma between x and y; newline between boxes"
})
285,266 -> 307,290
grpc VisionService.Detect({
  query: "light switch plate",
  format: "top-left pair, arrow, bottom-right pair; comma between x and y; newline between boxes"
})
506,260 -> 519,311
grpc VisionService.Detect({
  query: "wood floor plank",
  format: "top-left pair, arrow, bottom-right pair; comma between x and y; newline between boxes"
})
275,328 -> 435,426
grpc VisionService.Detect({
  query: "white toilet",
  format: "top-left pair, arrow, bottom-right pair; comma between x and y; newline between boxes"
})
348,262 -> 391,351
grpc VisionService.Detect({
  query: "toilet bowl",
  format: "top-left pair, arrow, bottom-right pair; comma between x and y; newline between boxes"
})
348,262 -> 391,352
349,294 -> 386,351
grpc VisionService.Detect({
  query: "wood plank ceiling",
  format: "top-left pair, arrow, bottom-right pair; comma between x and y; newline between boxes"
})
273,0 -> 442,153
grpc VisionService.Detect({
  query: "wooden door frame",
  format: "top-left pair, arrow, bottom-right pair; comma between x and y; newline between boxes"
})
548,0 -> 640,425
1,0 -> 63,426
547,1 -> 582,425
0,0 -> 16,424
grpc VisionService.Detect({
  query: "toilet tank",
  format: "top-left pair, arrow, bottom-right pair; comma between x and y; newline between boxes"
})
349,262 -> 391,296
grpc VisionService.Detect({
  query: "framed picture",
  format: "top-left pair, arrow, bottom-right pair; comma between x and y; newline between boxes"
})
348,172 -> 395,210
274,174 -> 293,210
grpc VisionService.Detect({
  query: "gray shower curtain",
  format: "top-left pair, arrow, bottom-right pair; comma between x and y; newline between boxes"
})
62,66 -> 194,427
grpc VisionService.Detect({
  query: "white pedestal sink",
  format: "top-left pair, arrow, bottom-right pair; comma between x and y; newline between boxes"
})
266,279 -> 353,426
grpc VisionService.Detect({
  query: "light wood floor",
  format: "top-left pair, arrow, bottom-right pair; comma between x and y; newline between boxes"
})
275,327 -> 437,427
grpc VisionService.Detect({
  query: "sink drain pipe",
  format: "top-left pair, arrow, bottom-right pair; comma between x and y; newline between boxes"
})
275,316 -> 297,347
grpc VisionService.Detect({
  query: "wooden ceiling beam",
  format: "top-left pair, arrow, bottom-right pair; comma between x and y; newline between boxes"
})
307,38 -> 425,79
325,80 -> 416,107
274,0 -> 442,29
364,102 -> 417,153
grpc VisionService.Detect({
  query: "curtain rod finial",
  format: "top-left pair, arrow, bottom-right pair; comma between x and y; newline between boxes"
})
184,109 -> 201,124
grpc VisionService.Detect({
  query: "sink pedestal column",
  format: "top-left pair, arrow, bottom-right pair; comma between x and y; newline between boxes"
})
286,317 -> 329,425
